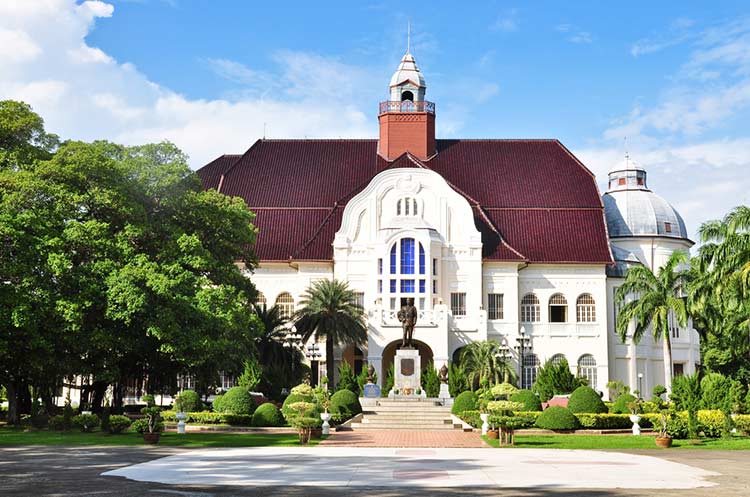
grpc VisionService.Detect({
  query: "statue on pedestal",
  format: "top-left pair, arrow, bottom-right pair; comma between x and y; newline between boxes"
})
366,363 -> 375,384
439,363 -> 449,383
397,298 -> 418,348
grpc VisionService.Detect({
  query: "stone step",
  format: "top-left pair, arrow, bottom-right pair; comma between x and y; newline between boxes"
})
362,412 -> 451,418
351,423 -> 462,431
363,405 -> 450,412
360,417 -> 453,425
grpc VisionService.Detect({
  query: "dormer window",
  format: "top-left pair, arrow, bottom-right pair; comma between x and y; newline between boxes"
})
665,222 -> 672,233
397,197 -> 418,217
401,90 -> 414,102
637,177 -> 644,186
618,178 -> 626,186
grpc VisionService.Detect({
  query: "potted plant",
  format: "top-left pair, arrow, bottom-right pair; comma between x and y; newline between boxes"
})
287,401 -> 319,444
134,406 -> 164,444
655,411 -> 673,448
627,398 -> 642,436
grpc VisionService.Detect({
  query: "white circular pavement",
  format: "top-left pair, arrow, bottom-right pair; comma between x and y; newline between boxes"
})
102,447 -> 718,489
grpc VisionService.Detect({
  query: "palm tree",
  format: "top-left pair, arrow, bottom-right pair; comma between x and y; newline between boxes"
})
616,250 -> 690,394
292,279 -> 367,387
253,304 -> 305,389
460,340 -> 517,389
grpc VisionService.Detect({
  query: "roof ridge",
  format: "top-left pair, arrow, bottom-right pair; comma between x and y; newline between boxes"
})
217,139 -> 262,192
292,206 -> 340,260
484,207 -> 605,211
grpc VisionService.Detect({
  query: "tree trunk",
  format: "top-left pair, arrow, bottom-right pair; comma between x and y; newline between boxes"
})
663,322 -> 673,396
6,381 -> 19,425
326,338 -> 335,390
91,381 -> 108,413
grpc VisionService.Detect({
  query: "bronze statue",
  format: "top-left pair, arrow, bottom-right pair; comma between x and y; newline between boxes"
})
439,363 -> 449,383
366,363 -> 375,384
397,298 -> 418,347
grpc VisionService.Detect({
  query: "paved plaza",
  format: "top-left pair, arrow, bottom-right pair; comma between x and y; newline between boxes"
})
319,429 -> 487,448
1,444 -> 748,496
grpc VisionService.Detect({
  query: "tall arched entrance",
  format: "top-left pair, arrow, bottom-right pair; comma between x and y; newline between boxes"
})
382,340 -> 434,378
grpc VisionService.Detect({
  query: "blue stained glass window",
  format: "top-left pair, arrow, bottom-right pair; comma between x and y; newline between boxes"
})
378,280 -> 382,293
419,244 -> 425,274
390,244 -> 397,274
401,279 -> 415,293
400,238 -> 415,274
419,279 -> 426,293
390,279 -> 396,293
378,258 -> 383,275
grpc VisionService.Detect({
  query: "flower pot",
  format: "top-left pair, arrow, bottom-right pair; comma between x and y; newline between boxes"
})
487,429 -> 499,439
142,432 -> 161,444
655,437 -> 673,448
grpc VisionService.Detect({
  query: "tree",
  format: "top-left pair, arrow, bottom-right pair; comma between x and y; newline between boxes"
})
616,250 -> 690,394
253,304 -> 305,396
293,280 -> 367,389
0,100 -> 59,171
532,358 -> 581,402
689,206 -> 750,382
336,361 -> 358,393
460,340 -> 517,390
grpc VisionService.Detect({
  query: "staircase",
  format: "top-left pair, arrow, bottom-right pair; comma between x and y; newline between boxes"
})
351,398 -> 466,431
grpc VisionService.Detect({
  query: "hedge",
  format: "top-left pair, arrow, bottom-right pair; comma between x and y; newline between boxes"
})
611,393 -> 636,414
535,406 -> 580,431
576,413 -> 632,429
510,390 -> 542,412
458,410 -> 482,428
459,410 -> 541,429
329,389 -> 362,423
735,414 -> 750,435
567,386 -> 607,414
451,391 -> 479,415
251,403 -> 285,427
161,410 -> 253,426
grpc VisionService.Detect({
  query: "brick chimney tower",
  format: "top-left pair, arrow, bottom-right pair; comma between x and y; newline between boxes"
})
378,46 -> 436,161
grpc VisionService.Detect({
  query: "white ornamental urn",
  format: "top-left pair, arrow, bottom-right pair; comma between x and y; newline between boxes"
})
480,413 -> 489,436
629,414 -> 641,436
320,412 -> 331,436
176,411 -> 187,434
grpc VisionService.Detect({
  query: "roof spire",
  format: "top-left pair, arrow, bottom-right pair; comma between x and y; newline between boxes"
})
407,19 -> 411,53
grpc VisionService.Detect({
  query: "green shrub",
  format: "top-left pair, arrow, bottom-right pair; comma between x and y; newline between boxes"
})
448,363 -> 468,398
701,373 -> 731,410
510,390 -> 542,412
212,394 -> 226,413
422,363 -> 440,398
251,403 -> 285,427
131,418 -> 165,434
697,409 -> 724,438
451,391 -> 479,415
49,415 -> 66,431
62,402 -> 73,431
735,414 -> 750,435
535,406 -> 580,431
237,359 -> 263,392
671,374 -> 702,438
161,410 -> 252,425
611,393 -> 636,414
575,413 -> 632,429
282,393 -> 312,421
606,380 -> 630,402
382,364 -> 394,397
532,358 -> 583,402
72,413 -> 100,433
640,401 -> 661,413
213,386 -> 255,415
174,390 -> 202,413
141,394 -> 156,407
107,415 -> 132,434
652,384 -> 667,403
329,389 -> 362,423
459,410 -> 482,428
336,362 -> 358,393
567,386 -> 607,414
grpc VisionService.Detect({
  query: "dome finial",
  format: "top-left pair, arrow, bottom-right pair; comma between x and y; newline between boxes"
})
407,19 -> 411,54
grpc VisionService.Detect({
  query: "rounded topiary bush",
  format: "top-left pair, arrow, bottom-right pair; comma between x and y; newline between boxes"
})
611,393 -> 636,414
510,389 -> 542,412
282,393 -> 310,421
535,406 -> 580,431
251,402 -> 285,427
451,391 -> 479,415
214,386 -> 255,415
175,389 -> 202,412
567,386 -> 607,414
107,415 -> 132,434
329,389 -> 362,423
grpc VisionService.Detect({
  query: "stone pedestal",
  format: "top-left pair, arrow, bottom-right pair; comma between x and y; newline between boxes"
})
438,383 -> 453,407
390,348 -> 426,398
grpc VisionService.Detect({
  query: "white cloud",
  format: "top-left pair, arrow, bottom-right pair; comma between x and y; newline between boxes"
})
555,23 -> 593,44
569,32 -> 592,44
491,9 -> 519,33
0,0 -> 377,167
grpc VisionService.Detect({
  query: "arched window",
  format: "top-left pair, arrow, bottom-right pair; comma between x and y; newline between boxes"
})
549,293 -> 568,323
275,292 -> 295,319
578,354 -> 597,387
401,90 -> 414,102
576,293 -> 596,322
397,197 -> 418,217
522,354 -> 539,389
390,244 -> 397,274
419,244 -> 425,274
387,238 -> 427,309
255,292 -> 267,311
520,293 -> 540,322
549,353 -> 566,366
400,238 -> 415,274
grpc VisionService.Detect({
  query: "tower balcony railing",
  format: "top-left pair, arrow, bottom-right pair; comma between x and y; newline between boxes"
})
379,100 -> 435,115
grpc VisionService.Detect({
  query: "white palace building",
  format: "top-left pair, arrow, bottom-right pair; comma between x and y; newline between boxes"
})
198,50 -> 700,398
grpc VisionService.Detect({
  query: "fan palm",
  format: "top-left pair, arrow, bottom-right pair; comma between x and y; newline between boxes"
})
616,250 -> 690,394
292,279 -> 367,387
460,340 -> 517,389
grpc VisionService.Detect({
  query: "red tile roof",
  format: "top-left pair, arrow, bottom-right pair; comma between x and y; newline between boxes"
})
197,139 -> 613,264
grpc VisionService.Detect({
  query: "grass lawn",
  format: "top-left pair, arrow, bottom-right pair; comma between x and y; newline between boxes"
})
484,434 -> 750,450
0,427 -> 319,447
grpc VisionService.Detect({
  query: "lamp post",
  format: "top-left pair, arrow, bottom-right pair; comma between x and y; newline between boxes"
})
515,326 -> 532,389
306,343 -> 322,387
637,373 -> 643,398
498,342 -> 512,384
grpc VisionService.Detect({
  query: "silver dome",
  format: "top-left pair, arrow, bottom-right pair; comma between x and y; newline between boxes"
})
602,155 -> 690,240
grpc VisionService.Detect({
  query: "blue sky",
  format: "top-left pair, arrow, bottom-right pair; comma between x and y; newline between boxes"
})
1,0 -> 749,240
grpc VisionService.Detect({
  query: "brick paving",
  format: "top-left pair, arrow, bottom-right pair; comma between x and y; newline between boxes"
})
320,429 -> 487,448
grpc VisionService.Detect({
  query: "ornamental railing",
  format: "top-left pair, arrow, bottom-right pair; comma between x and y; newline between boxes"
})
379,100 -> 435,115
